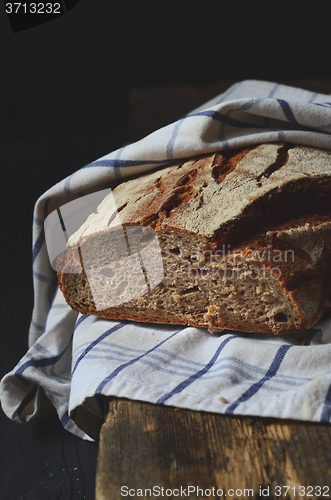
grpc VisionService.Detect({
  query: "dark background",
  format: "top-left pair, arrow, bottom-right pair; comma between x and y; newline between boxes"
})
1,1 -> 331,498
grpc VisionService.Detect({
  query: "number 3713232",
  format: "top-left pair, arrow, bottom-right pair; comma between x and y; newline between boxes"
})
5,3 -> 62,14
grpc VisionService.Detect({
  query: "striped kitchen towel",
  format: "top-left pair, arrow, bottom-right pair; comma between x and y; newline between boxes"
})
1,79 -> 331,441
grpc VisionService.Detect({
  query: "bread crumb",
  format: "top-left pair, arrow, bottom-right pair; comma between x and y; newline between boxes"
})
219,397 -> 229,403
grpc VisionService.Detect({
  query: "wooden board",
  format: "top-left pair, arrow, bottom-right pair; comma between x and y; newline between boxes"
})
96,398 -> 331,500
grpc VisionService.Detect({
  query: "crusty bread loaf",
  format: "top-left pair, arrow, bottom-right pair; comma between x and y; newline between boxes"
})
57,143 -> 331,334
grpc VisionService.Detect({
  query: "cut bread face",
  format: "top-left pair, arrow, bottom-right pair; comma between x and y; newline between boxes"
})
57,214 -> 331,334
56,143 -> 331,334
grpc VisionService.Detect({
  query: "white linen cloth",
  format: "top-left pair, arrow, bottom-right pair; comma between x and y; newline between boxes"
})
1,80 -> 331,441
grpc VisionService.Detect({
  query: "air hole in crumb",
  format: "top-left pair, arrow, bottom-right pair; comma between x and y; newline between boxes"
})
81,280 -> 86,287
274,312 -> 288,322
74,288 -> 78,294
115,280 -> 128,295
169,247 -> 180,255
181,286 -> 200,294
99,268 -> 115,278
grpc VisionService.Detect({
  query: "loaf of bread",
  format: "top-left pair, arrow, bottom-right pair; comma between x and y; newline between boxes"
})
57,143 -> 331,334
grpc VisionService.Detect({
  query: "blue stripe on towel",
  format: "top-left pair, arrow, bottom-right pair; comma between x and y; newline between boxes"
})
95,328 -> 185,394
32,227 -> 45,263
32,198 -> 51,263
32,269 -> 54,285
313,102 -> 331,108
320,383 -> 331,422
75,314 -> 90,330
16,385 -> 38,420
191,109 -> 270,129
277,99 -> 299,124
60,410 -> 71,427
166,118 -> 185,160
157,335 -> 237,404
15,335 -> 73,375
225,344 -> 292,414
72,322 -> 127,376
82,158 -> 171,169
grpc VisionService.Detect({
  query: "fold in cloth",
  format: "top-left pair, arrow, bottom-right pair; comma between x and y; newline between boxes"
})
1,80 -> 331,441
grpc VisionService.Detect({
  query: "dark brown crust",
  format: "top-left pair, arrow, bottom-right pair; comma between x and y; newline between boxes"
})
67,145 -> 331,252
86,144 -> 331,247
211,147 -> 255,184
211,175 -> 331,247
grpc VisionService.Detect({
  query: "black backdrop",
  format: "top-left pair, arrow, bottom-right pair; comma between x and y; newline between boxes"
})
1,1 -> 331,498
2,1 -> 331,143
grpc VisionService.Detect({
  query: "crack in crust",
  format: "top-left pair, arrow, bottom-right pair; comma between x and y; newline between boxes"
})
211,146 -> 255,184
257,143 -> 295,186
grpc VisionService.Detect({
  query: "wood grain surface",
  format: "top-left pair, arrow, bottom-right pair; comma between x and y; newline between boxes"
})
96,398 -> 331,500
